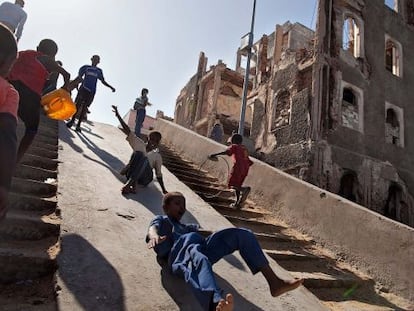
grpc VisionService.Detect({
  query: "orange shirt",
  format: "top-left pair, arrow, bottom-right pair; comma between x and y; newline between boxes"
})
0,76 -> 19,119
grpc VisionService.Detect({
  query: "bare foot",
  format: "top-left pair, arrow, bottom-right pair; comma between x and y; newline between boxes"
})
271,278 -> 303,297
216,293 -> 234,311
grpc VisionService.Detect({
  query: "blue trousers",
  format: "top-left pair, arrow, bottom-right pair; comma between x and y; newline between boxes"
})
134,108 -> 146,136
168,228 -> 269,310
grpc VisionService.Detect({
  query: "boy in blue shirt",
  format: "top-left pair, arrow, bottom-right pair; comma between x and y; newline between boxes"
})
146,192 -> 303,311
67,55 -> 115,132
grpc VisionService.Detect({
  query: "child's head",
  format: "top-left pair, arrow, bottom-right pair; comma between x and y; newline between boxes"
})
15,0 -> 24,7
231,133 -> 243,145
37,39 -> 58,57
147,131 -> 162,151
162,192 -> 186,220
141,88 -> 149,96
91,55 -> 100,66
0,23 -> 17,77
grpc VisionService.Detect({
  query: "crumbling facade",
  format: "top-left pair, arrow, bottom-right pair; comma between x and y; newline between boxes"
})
174,4 -> 414,226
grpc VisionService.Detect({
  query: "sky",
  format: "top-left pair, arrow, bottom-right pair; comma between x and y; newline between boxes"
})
17,0 -> 318,126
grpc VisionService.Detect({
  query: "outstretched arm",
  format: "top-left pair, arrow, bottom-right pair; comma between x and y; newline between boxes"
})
111,105 -> 131,135
146,225 -> 167,249
102,80 -> 115,92
209,150 -> 227,158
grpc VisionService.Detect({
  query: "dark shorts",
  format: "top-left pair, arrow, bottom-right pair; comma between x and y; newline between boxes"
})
0,113 -> 17,189
75,87 -> 95,107
11,80 -> 41,133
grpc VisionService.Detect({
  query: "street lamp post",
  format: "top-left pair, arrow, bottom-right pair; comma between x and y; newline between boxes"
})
238,0 -> 257,135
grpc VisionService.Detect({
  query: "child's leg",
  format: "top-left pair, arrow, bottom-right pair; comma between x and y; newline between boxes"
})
76,104 -> 87,130
0,113 -> 17,220
215,294 -> 234,311
205,228 -> 302,297
134,108 -> 146,136
169,232 -> 224,310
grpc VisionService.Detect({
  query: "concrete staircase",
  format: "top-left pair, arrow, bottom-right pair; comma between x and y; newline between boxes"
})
160,144 -> 410,311
0,115 -> 60,310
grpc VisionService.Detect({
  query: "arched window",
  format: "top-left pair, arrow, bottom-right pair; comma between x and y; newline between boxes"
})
338,171 -> 357,202
385,103 -> 404,147
341,88 -> 359,130
385,38 -> 402,77
342,17 -> 361,57
272,91 -> 291,130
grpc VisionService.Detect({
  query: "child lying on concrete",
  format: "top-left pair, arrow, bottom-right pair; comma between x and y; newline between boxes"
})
146,192 -> 303,311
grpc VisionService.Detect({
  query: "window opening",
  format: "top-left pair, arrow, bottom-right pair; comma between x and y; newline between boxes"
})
342,17 -> 360,57
385,108 -> 400,145
341,88 -> 359,130
385,39 -> 401,76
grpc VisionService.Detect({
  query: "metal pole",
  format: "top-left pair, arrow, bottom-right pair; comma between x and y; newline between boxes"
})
238,0 -> 257,135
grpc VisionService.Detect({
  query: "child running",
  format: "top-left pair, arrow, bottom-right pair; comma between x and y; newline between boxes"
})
0,23 -> 18,221
146,192 -> 303,311
8,38 -> 70,162
209,133 -> 253,208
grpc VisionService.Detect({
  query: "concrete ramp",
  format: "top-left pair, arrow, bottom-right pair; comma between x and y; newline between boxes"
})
56,121 -> 327,311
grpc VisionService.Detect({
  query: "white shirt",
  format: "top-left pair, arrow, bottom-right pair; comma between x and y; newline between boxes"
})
126,132 -> 163,178
0,2 -> 27,40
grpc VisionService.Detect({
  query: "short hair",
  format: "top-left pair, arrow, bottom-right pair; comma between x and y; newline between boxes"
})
38,39 -> 58,57
92,55 -> 100,60
162,192 -> 184,207
231,133 -> 243,144
148,131 -> 162,143
0,23 -> 17,65
141,88 -> 149,96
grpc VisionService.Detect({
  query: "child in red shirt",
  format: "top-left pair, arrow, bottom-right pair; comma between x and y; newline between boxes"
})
0,24 -> 18,221
209,133 -> 253,208
8,38 -> 70,162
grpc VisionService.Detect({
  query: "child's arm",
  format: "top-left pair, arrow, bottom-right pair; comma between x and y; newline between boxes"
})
101,79 -> 115,92
43,58 -> 71,86
208,151 -> 227,159
157,176 -> 168,194
111,105 -> 131,135
146,225 -> 167,249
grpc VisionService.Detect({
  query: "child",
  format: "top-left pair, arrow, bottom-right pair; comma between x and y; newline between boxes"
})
209,133 -> 253,208
146,192 -> 303,311
66,55 -> 115,132
0,24 -> 18,221
112,105 -> 167,195
8,38 -> 71,163
133,87 -> 151,137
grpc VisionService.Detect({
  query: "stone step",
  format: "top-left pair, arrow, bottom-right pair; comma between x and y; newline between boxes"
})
11,178 -> 57,198
0,212 -> 60,241
27,145 -> 59,159
166,170 -> 220,186
0,237 -> 59,283
8,192 -> 57,212
14,164 -> 57,182
17,125 -> 58,141
0,274 -> 57,309
224,215 -> 288,233
183,181 -> 233,197
291,271 -> 370,289
265,249 -> 320,262
20,154 -> 59,171
163,161 -> 209,176
30,140 -> 59,153
212,203 -> 269,219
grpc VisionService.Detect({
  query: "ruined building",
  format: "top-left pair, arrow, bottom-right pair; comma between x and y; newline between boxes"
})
174,0 -> 414,227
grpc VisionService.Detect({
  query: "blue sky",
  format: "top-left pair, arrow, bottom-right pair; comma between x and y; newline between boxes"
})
18,0 -> 318,126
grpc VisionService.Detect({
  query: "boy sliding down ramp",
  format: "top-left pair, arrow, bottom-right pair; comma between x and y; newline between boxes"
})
146,192 -> 303,311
